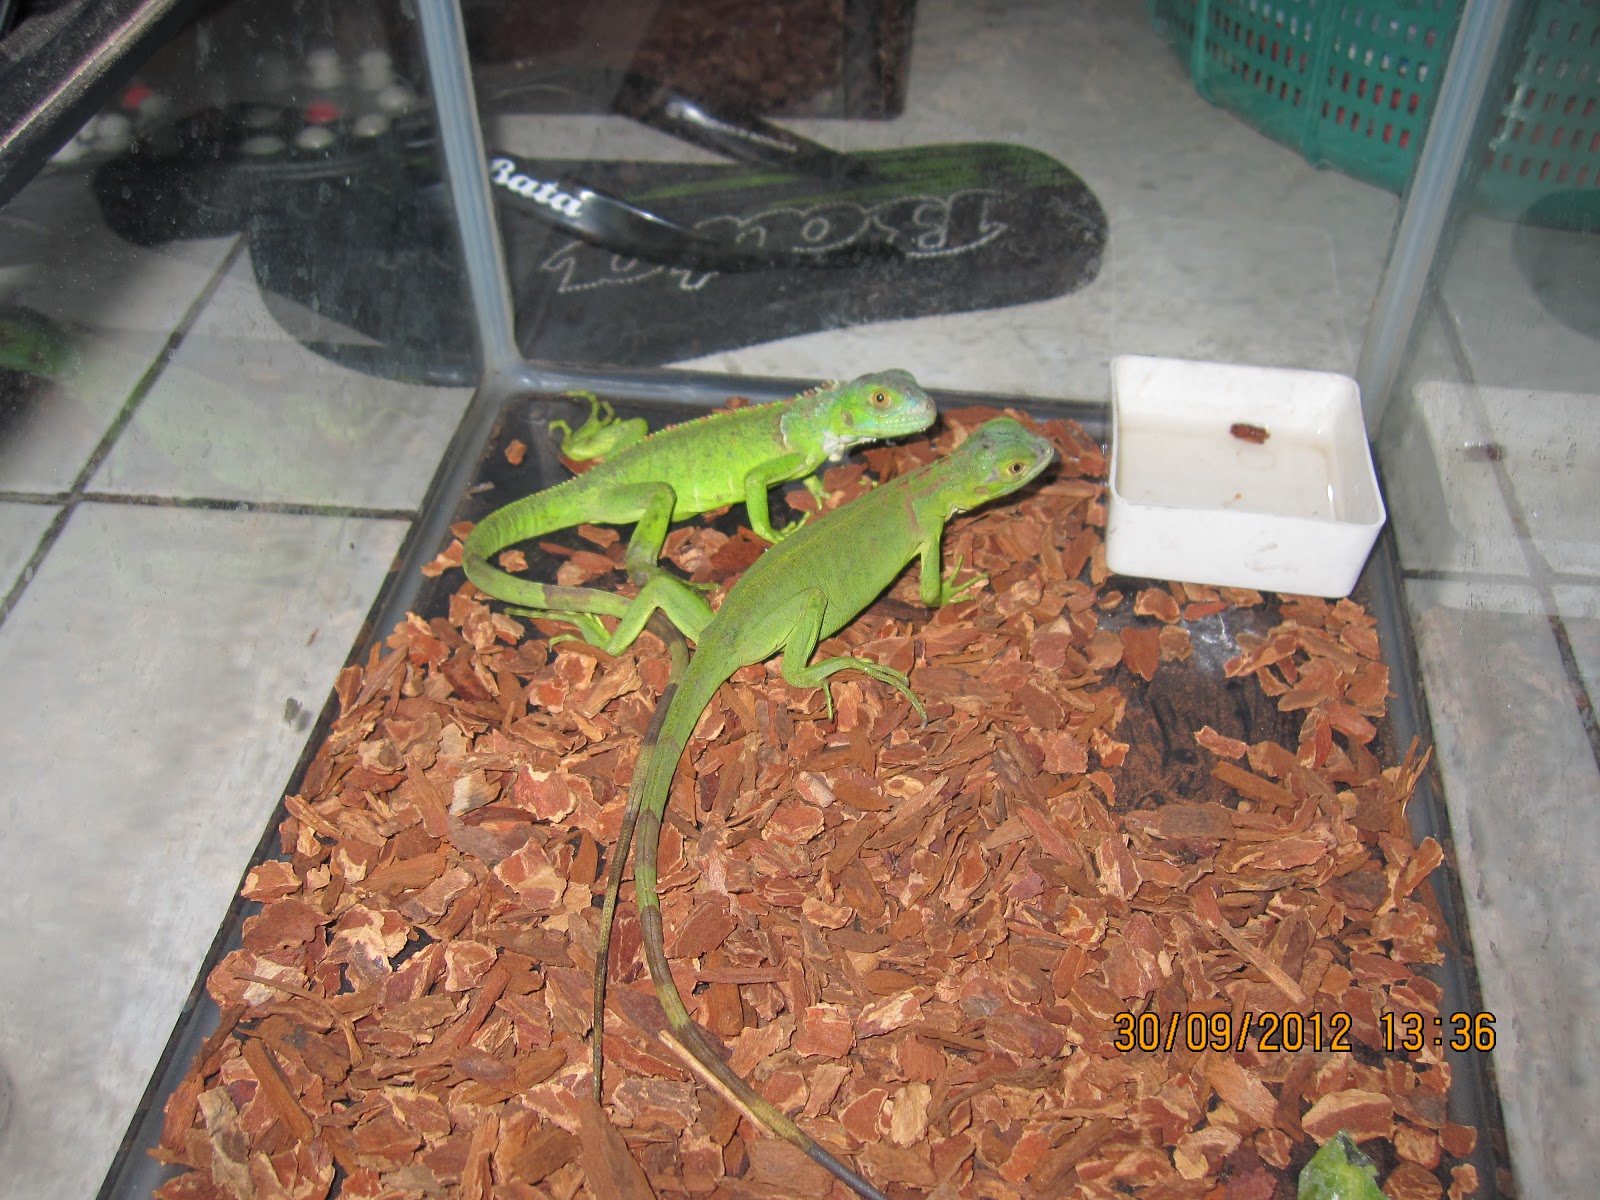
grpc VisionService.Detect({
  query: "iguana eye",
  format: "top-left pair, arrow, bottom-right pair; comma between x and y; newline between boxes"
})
869,390 -> 890,407
1006,460 -> 1026,476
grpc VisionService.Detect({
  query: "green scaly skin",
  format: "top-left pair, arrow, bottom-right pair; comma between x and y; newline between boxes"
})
593,419 -> 1056,1200
1297,1133 -> 1390,1200
548,392 -> 649,462
461,370 -> 936,648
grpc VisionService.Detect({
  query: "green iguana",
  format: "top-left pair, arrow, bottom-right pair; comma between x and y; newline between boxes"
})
548,393 -> 648,461
592,418 -> 1056,1200
461,371 -> 936,645
1297,1133 -> 1390,1200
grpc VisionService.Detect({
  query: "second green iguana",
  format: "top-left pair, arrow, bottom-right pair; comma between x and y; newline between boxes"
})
591,418 -> 1057,1200
462,371 -> 936,644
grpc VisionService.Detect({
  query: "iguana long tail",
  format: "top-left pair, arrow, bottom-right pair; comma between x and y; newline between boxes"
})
591,678 -> 676,1096
590,419 -> 1056,1200
594,667 -> 890,1200
463,486 -> 642,616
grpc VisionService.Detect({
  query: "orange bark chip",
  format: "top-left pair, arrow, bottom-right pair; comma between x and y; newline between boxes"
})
1207,1056 -> 1279,1127
1194,725 -> 1249,759
1120,626 -> 1161,681
1134,587 -> 1181,623
1301,1089 -> 1395,1144
1384,1161 -> 1446,1200
1041,730 -> 1090,775
795,1004 -> 858,1059
1439,1122 -> 1478,1158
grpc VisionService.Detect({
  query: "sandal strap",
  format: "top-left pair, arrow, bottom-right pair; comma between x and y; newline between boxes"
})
486,147 -> 896,272
611,73 -> 869,182
477,69 -> 883,269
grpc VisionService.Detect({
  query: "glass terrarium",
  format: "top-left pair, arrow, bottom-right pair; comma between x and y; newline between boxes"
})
0,2 -> 1591,1199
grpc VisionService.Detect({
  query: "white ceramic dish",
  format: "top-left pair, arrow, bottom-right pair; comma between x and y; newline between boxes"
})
1105,355 -> 1386,598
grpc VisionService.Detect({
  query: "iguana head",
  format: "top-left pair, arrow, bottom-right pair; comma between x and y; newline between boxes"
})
941,417 -> 1056,511
797,368 -> 937,460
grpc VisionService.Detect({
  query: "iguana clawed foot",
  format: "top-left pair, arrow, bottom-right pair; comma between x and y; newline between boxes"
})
814,659 -> 927,726
774,473 -> 877,540
768,479 -> 824,540
938,554 -> 987,606
771,513 -> 814,539
626,560 -> 718,595
506,606 -> 612,649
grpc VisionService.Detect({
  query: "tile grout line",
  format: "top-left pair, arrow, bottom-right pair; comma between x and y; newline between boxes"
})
1436,302 -> 1600,775
1403,566 -> 1600,588
0,239 -> 419,630
0,238 -> 247,629
0,490 -> 417,521
65,239 -> 248,497
1548,616 -> 1600,765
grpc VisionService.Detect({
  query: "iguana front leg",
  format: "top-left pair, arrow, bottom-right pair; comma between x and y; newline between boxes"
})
784,465 -> 880,539
739,451 -> 814,542
775,588 -> 927,722
917,523 -> 985,607
612,480 -> 712,592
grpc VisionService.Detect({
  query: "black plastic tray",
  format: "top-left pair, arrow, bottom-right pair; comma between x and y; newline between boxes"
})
99,381 -> 1511,1199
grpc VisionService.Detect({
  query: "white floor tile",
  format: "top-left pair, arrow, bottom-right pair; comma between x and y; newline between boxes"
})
1384,376 -> 1600,579
1400,575 -> 1547,617
0,173 -> 234,335
90,259 -> 472,510
0,502 -> 56,594
0,502 -> 409,1200
1475,385 -> 1600,578
0,330 -> 168,495
1439,212 -> 1600,398
1107,215 -> 1356,373
0,171 -> 230,494
1380,379 -> 1530,576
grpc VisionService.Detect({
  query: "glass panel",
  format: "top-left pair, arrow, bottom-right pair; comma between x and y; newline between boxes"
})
11,2 -> 1576,1199
446,1 -> 1421,395
0,2 -> 471,1195
1376,5 -> 1600,1197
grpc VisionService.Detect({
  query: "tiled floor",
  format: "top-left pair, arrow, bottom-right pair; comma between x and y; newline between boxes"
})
0,145 -> 471,1199
0,2 -> 1594,1198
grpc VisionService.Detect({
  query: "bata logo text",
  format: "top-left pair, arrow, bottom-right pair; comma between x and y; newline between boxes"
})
489,158 -> 585,218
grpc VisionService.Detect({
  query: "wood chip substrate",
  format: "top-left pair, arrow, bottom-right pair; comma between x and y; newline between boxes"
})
149,407 -> 1481,1200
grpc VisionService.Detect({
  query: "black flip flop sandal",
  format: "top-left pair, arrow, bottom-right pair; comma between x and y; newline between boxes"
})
94,75 -> 1107,382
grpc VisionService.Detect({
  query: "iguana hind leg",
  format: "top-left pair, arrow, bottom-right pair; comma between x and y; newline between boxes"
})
509,574 -> 714,656
608,481 -> 714,592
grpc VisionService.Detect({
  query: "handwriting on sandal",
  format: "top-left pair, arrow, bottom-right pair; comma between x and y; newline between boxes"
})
541,190 -> 1011,294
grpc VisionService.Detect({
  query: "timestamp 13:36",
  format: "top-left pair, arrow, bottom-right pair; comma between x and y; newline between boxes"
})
1111,1010 -> 1497,1054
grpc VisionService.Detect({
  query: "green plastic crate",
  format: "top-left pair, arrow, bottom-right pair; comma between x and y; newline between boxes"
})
1149,0 -> 1600,226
